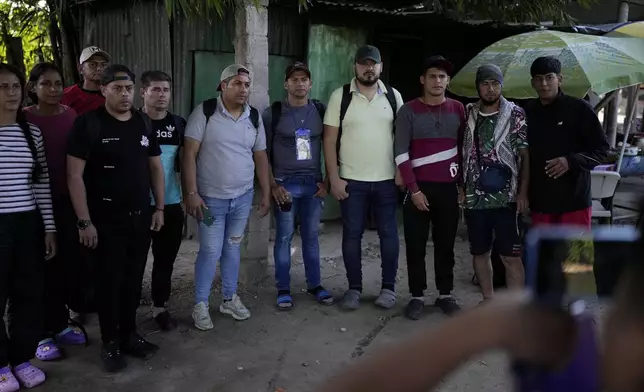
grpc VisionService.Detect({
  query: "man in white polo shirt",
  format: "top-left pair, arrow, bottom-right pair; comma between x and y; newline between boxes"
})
323,45 -> 404,310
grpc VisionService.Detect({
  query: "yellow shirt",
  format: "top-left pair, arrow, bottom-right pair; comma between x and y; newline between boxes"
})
324,79 -> 404,182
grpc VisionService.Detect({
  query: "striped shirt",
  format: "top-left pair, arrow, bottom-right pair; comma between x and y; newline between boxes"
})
0,123 -> 55,231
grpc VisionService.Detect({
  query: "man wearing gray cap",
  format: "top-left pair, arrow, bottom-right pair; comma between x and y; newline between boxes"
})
462,64 -> 529,302
323,45 -> 404,310
62,46 -> 111,115
183,64 -> 271,330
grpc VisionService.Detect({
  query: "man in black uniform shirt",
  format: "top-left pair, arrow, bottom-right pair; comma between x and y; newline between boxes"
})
67,64 -> 165,373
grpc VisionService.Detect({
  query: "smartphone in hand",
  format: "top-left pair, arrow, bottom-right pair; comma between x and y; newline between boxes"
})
201,205 -> 215,227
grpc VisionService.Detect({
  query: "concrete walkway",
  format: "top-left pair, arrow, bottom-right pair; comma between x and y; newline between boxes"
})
41,222 -> 511,392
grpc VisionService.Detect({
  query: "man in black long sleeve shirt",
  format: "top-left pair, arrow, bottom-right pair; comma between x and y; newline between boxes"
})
525,56 -> 609,228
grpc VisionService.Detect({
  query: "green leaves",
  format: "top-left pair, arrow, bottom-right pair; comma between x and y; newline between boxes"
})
163,0 -> 265,19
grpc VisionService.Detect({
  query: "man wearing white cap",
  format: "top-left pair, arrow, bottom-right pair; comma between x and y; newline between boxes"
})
183,64 -> 271,331
62,46 -> 111,115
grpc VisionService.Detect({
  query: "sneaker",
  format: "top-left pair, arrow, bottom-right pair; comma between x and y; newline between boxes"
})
435,296 -> 461,316
0,366 -> 20,392
154,311 -> 178,331
404,299 -> 425,320
193,302 -> 214,331
100,342 -> 127,373
219,294 -> 251,321
121,334 -> 159,361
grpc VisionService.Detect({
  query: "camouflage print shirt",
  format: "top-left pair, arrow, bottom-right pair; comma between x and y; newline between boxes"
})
465,110 -> 528,209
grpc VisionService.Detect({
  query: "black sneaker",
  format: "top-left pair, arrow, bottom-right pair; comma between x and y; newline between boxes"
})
404,299 -> 424,320
435,296 -> 461,316
154,311 -> 178,331
101,341 -> 127,373
121,333 -> 159,360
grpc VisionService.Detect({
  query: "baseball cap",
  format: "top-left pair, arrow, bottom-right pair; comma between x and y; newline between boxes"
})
285,62 -> 311,80
355,45 -> 381,64
217,64 -> 251,91
80,46 -> 111,64
423,55 -> 454,76
101,64 -> 135,86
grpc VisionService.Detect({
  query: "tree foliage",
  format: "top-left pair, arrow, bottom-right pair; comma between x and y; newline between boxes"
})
0,0 -> 51,72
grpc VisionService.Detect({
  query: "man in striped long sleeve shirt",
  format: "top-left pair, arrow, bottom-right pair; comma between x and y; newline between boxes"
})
394,56 -> 465,320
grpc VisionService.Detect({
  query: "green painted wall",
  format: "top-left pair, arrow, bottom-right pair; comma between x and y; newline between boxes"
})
307,24 -> 368,220
269,55 -> 295,102
192,51 -> 235,108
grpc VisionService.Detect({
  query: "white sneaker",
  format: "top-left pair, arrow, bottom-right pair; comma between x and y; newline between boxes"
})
219,294 -> 251,321
193,302 -> 214,331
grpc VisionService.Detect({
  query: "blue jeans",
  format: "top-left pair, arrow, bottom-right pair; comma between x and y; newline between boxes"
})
194,189 -> 253,303
340,179 -> 399,290
273,176 -> 324,292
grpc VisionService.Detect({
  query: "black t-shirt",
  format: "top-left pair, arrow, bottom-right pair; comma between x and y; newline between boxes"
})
152,114 -> 183,148
67,107 -> 161,211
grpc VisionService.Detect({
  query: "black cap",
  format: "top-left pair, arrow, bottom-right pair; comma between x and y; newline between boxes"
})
530,56 -> 561,77
101,64 -> 135,86
285,62 -> 311,80
423,55 -> 454,76
355,45 -> 381,64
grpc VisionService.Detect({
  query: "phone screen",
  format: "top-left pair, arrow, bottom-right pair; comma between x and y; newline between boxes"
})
533,233 -> 636,302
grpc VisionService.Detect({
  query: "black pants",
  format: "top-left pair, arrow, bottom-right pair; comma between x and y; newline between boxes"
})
0,210 -> 45,366
149,203 -> 184,308
94,209 -> 151,344
43,198 -> 77,337
403,182 -> 459,297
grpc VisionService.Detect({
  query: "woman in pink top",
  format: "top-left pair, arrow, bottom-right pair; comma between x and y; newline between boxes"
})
24,63 -> 87,361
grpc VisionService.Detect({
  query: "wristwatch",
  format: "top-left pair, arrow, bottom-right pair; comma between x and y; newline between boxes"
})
77,219 -> 92,230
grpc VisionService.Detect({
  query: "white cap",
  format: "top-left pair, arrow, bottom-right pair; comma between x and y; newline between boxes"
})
79,46 -> 111,64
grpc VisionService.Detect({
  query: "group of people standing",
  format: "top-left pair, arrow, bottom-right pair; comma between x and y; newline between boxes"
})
0,40 -> 608,389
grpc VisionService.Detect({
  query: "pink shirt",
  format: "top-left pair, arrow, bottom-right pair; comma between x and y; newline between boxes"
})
24,105 -> 78,198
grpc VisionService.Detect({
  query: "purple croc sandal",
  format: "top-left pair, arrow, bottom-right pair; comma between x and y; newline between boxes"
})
0,367 -> 19,392
56,327 -> 87,346
35,338 -> 62,361
13,362 -> 45,389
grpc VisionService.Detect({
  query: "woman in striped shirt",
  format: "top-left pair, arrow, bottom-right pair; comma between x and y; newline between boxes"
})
0,63 -> 55,391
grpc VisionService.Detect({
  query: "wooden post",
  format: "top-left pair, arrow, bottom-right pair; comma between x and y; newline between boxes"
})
605,1 -> 630,148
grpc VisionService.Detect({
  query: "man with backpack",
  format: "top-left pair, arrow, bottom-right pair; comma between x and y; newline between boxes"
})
323,45 -> 404,311
262,62 -> 332,310
183,64 -> 271,331
67,65 -> 165,372
140,70 -> 186,331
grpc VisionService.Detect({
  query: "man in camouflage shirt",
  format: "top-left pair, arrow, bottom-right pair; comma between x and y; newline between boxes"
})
461,64 -> 529,301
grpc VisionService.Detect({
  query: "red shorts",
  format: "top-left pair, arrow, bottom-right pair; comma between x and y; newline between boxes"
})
531,207 -> 592,229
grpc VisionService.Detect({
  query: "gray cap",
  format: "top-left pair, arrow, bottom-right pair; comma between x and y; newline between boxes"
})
355,45 -> 381,64
476,64 -> 503,85
217,64 -> 251,91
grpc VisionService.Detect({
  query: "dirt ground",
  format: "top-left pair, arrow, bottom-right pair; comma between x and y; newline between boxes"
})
38,221 -> 516,392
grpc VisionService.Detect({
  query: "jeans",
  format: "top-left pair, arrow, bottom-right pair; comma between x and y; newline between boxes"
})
149,203 -> 184,307
339,179 -> 399,291
194,189 -> 253,303
403,182 -> 459,297
0,210 -> 45,366
93,208 -> 151,344
273,176 -> 324,292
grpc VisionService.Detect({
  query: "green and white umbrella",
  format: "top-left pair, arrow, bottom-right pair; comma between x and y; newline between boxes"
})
449,30 -> 644,99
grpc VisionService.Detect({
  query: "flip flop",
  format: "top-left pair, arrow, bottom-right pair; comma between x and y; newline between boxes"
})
276,294 -> 293,310
309,288 -> 334,306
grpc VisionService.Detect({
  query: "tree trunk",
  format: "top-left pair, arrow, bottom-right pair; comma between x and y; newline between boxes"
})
5,36 -> 25,74
46,3 -> 63,72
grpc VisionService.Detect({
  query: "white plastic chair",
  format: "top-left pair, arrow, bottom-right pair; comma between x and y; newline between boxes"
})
590,170 -> 621,224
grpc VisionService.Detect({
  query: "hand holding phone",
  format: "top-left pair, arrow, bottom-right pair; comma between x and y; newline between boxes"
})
201,205 -> 215,227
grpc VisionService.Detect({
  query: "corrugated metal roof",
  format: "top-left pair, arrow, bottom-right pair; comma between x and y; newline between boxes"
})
314,0 -> 424,14
82,1 -> 172,109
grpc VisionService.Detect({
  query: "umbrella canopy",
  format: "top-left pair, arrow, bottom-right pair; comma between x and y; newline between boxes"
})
606,21 -> 644,38
449,30 -> 644,99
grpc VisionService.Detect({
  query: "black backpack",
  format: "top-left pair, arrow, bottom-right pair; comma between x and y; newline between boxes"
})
270,99 -> 325,162
336,83 -> 398,163
202,98 -> 260,129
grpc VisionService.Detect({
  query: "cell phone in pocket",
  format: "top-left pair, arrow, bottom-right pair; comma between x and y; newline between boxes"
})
513,225 -> 638,392
201,205 -> 215,227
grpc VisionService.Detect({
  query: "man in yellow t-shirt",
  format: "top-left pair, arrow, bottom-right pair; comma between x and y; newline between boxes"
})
322,45 -> 404,311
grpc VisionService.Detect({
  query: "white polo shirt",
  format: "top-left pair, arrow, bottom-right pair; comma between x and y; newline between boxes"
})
324,78 -> 404,182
